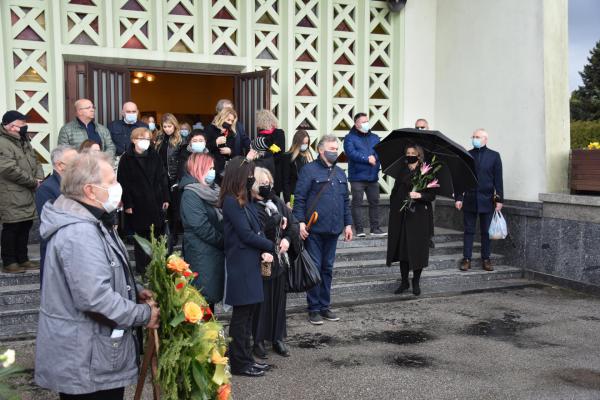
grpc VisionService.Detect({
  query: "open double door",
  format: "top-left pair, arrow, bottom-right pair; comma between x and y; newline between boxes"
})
64,62 -> 271,139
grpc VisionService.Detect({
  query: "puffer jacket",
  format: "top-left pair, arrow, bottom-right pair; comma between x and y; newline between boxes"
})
343,126 -> 380,182
155,135 -> 181,184
0,125 -> 43,223
35,196 -> 150,395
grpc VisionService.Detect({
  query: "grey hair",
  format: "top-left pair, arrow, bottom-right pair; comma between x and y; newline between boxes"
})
215,99 -> 233,113
252,167 -> 273,194
473,128 -> 488,138
317,134 -> 339,149
50,145 -> 75,166
61,151 -> 112,200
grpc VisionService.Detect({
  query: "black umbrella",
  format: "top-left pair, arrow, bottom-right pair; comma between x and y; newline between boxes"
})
374,128 -> 477,197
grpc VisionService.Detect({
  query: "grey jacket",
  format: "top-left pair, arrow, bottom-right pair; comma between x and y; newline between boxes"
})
58,120 -> 116,156
35,196 -> 150,394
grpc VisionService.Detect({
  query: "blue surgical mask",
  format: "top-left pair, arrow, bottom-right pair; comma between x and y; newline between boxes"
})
205,169 -> 216,185
360,122 -> 370,133
148,122 -> 155,131
191,142 -> 206,153
180,129 -> 190,138
472,138 -> 482,149
300,144 -> 309,152
124,113 -> 137,124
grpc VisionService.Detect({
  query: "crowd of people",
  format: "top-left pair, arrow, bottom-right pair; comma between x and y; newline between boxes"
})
0,100 -> 503,397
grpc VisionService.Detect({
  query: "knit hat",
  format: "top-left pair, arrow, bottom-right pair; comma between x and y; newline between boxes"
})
1,110 -> 27,126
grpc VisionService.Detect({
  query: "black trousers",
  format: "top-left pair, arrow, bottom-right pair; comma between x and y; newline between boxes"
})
253,273 -> 287,343
133,228 -> 152,274
400,261 -> 422,284
350,181 -> 381,231
1,220 -> 33,265
59,387 -> 124,400
229,303 -> 258,372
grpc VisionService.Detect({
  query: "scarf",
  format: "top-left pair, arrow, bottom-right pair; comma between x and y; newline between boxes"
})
185,183 -> 223,220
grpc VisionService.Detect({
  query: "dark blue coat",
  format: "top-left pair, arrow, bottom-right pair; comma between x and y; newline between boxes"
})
292,158 -> 352,235
456,146 -> 503,214
343,127 -> 380,182
222,195 -> 273,306
35,171 -> 61,273
107,119 -> 149,156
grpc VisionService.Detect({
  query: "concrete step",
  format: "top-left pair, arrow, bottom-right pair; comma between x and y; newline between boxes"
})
333,254 -> 505,277
0,284 -> 39,307
0,270 -> 40,287
333,241 -> 479,262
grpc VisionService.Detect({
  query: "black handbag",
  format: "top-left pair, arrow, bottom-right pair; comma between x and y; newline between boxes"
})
286,243 -> 321,293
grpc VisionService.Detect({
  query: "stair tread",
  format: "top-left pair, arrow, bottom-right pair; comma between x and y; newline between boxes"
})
0,283 -> 39,294
334,253 -> 504,268
336,240 -> 478,254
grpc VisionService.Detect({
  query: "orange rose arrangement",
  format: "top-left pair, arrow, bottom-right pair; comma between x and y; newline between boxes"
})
135,232 -> 231,400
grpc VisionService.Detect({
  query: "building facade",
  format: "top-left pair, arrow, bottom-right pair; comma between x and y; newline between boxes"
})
0,0 -> 570,201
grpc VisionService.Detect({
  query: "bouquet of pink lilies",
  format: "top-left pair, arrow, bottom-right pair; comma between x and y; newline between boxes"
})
400,156 -> 442,212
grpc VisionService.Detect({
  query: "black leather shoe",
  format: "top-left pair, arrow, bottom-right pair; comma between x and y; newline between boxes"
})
252,362 -> 272,371
394,281 -> 409,294
273,340 -> 290,357
253,341 -> 268,359
412,279 -> 421,296
232,366 -> 265,377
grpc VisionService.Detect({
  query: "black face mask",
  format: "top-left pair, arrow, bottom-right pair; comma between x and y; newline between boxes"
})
222,122 -> 232,130
19,125 -> 28,140
246,177 -> 255,191
258,185 -> 272,199
405,155 -> 419,164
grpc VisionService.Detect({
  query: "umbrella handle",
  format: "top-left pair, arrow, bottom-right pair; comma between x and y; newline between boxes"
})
306,211 -> 318,230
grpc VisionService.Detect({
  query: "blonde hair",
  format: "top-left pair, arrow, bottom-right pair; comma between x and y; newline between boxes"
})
212,108 -> 237,134
252,167 -> 273,194
256,109 -> 278,131
156,113 -> 182,148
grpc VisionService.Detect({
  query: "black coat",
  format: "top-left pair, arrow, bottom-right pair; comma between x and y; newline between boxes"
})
281,152 -> 310,203
253,129 -> 286,196
456,146 -> 503,214
155,135 -> 182,185
205,124 -> 251,183
117,147 -> 169,233
255,195 -> 299,279
222,195 -> 274,306
386,165 -> 436,269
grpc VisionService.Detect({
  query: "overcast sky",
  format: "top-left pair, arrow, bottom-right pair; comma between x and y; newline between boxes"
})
569,0 -> 600,91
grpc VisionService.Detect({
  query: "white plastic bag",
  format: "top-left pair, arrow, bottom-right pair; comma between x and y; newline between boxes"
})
488,210 -> 508,240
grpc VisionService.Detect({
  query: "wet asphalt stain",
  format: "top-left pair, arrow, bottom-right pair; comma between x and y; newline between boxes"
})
553,368 -> 600,391
385,353 -> 433,369
321,356 -> 364,369
579,316 -> 600,322
358,330 -> 433,345
463,312 -> 539,339
289,329 -> 433,349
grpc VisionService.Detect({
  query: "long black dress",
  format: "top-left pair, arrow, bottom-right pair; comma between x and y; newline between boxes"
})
386,165 -> 436,270
252,195 -> 298,343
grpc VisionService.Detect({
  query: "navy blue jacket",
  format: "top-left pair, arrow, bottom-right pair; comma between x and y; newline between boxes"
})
456,146 -> 503,214
343,127 -> 380,182
35,171 -> 61,274
107,119 -> 149,156
222,195 -> 273,306
293,158 -> 352,235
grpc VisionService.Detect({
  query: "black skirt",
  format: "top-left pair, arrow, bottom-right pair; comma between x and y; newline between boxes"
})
252,272 -> 287,342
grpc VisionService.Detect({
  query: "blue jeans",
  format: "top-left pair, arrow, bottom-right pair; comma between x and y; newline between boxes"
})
305,232 -> 339,313
463,211 -> 493,260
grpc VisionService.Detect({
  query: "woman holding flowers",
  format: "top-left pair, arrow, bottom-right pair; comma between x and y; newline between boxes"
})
218,157 -> 274,377
180,152 -> 224,311
386,143 -> 438,296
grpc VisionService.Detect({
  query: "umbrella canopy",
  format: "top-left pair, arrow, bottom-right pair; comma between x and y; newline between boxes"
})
374,128 -> 477,197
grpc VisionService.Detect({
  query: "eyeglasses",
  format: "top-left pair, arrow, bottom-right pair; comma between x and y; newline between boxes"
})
79,106 -> 95,111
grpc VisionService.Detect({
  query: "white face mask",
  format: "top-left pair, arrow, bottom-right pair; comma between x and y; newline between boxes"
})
148,122 -> 156,131
137,139 -> 150,151
300,144 -> 309,152
360,122 -> 370,132
93,183 -> 122,213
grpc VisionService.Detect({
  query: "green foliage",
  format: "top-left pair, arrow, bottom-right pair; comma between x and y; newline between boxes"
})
570,120 -> 600,149
135,231 -> 230,400
571,40 -> 600,121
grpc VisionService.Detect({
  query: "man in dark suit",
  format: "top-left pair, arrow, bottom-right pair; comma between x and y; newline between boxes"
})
455,129 -> 503,272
